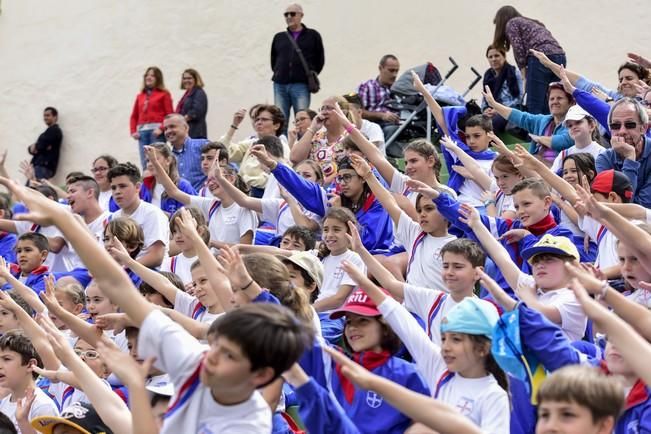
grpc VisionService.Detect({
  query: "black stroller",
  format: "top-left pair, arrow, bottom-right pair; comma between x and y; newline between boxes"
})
384,58 -> 482,159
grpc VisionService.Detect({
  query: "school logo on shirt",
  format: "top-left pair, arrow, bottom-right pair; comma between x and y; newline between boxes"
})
456,397 -> 474,415
197,422 -> 218,434
366,390 -> 383,409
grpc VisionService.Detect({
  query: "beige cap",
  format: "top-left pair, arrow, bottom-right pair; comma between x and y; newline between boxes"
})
282,251 -> 324,289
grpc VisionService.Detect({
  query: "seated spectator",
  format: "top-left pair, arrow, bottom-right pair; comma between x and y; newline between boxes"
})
28,107 -> 63,180
343,93 -> 385,153
163,113 -> 209,192
481,45 -> 523,135
356,54 -> 401,136
287,108 -> 317,149
596,97 -> 651,208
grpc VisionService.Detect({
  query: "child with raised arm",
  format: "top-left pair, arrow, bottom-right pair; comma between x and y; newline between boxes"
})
160,207 -> 210,286
339,260 -> 509,433
145,145 -> 258,246
347,221 -> 484,345
107,163 -> 169,268
0,176 -> 313,433
2,233 -> 50,295
102,217 -> 144,287
460,203 -> 586,341
349,153 -> 456,290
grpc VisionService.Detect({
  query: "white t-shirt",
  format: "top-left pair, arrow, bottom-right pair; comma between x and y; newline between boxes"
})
626,289 -> 651,309
13,220 -> 77,272
189,197 -> 258,244
519,273 -> 587,342
396,212 -> 456,290
319,251 -> 366,304
490,180 -> 515,217
151,183 -> 165,209
98,190 -> 113,212
389,170 -> 457,206
579,216 -> 619,269
47,375 -> 111,411
458,159 -> 494,207
0,387 -> 59,434
261,174 -> 282,200
378,297 -> 509,434
261,198 -> 321,236
550,142 -> 606,174
403,284 -> 465,346
175,290 -> 222,325
86,211 -> 112,245
197,184 -> 215,199
161,253 -> 197,286
138,310 -> 272,434
111,200 -> 170,257
360,120 -> 386,153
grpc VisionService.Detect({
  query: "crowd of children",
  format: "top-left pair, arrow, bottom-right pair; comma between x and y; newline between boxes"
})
2,8 -> 651,434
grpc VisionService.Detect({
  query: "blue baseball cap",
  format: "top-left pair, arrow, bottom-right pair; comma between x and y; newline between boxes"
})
440,298 -> 499,339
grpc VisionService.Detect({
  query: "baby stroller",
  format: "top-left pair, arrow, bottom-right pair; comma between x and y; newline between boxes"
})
384,58 -> 482,159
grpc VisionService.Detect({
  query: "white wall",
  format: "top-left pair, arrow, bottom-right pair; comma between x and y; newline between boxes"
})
1,0 -> 650,182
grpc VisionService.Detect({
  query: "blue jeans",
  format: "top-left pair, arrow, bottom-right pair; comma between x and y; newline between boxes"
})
526,53 -> 566,115
137,128 -> 165,169
273,82 -> 310,134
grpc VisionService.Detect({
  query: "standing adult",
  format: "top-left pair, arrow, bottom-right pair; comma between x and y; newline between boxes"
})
163,113 -> 209,191
28,107 -> 63,179
492,5 -> 566,115
270,3 -> 324,130
176,68 -> 208,139
130,66 -> 174,169
481,45 -> 523,134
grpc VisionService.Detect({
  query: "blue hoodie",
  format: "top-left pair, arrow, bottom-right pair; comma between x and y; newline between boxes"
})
507,108 -> 574,153
516,303 -> 651,434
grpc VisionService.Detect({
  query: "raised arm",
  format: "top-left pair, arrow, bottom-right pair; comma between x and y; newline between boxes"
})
290,112 -> 325,165
441,136 -> 492,191
0,177 -> 153,326
212,160 -> 263,213
144,146 -> 192,205
0,258 -> 46,313
482,85 -> 513,120
458,204 -> 522,289
412,71 -> 449,137
324,347 -> 482,434
332,103 -> 396,184
529,50 -> 581,84
350,154 -> 402,225
279,188 -> 320,232
346,221 -> 405,300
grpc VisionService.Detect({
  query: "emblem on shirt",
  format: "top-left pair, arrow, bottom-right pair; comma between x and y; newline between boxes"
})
198,423 -> 218,434
456,397 -> 474,415
366,390 -> 383,408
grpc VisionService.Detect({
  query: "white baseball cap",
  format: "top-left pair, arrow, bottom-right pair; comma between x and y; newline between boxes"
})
563,105 -> 591,126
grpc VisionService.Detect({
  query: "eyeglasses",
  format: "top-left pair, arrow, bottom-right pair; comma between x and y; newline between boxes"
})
319,106 -> 335,112
91,167 -> 109,173
75,349 -> 100,360
284,11 -> 297,17
609,121 -> 639,131
335,174 -> 359,184
255,117 -> 274,123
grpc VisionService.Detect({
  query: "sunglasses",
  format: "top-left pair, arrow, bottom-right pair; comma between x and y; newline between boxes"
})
609,121 -> 639,131
284,11 -> 298,17
75,349 -> 100,360
335,174 -> 359,184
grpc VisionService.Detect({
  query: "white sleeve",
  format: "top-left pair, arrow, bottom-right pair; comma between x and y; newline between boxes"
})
174,290 -> 198,317
396,211 -> 419,246
550,153 -> 562,174
388,169 -> 407,194
477,386 -> 511,434
189,196 -> 215,220
377,297 -> 446,390
237,209 -> 258,237
138,309 -> 207,384
545,291 -> 586,338
160,256 -> 172,273
29,391 -> 59,419
578,215 -> 600,241
339,253 -> 366,287
142,208 -> 170,248
403,284 -> 442,323
516,272 -> 536,291
261,198 -> 281,224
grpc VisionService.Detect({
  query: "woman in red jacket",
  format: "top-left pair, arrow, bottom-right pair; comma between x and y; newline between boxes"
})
130,66 -> 174,168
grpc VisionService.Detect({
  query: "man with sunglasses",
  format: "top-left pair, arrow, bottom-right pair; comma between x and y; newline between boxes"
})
596,97 -> 651,207
270,4 -> 324,133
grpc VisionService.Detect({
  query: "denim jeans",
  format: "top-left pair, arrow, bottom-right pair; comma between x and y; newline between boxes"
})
273,82 -> 310,134
137,128 -> 165,169
526,53 -> 566,115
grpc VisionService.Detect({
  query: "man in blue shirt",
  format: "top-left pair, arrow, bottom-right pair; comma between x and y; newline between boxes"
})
163,114 -> 209,191
596,98 -> 651,208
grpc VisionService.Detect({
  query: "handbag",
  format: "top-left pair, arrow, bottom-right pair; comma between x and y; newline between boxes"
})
285,31 -> 320,93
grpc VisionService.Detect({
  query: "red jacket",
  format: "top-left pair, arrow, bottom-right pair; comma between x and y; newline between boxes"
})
129,88 -> 174,133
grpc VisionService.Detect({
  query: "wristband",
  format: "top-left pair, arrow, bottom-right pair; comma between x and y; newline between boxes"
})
240,279 -> 254,291
306,127 -> 316,135
344,123 -> 356,134
230,124 -> 239,130
595,280 -> 609,301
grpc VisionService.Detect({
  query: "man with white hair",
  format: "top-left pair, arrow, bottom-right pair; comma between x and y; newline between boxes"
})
596,97 -> 651,207
163,113 -> 209,191
270,3 -> 324,132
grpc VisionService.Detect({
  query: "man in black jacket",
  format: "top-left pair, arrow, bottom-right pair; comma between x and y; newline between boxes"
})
270,3 -> 324,132
28,107 -> 63,179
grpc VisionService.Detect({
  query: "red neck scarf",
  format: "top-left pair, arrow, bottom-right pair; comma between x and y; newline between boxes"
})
335,349 -> 391,403
526,214 -> 557,236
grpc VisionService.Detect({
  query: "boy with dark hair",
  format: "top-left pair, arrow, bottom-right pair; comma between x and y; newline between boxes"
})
2,233 -> 50,295
108,163 -> 169,268
0,330 -> 58,433
280,225 -> 316,251
198,141 -> 229,198
1,178 -> 314,433
0,292 -> 34,335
